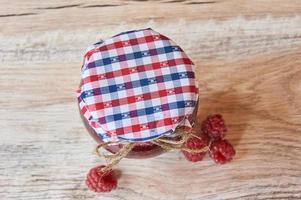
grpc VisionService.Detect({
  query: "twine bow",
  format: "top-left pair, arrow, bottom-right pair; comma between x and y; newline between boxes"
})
96,128 -> 209,172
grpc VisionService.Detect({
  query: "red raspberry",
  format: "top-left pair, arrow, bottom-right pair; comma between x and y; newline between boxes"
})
209,140 -> 235,164
86,165 -> 117,192
202,114 -> 227,140
182,135 -> 209,162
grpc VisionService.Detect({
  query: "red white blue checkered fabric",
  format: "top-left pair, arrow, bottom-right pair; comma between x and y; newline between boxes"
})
77,28 -> 198,142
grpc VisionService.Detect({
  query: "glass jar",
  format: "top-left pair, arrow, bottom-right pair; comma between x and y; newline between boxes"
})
78,28 -> 199,159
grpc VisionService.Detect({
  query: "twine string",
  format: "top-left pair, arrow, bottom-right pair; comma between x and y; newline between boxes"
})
96,142 -> 135,172
96,128 -> 209,172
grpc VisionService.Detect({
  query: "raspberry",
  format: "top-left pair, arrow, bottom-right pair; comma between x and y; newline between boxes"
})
202,114 -> 227,140
209,140 -> 235,164
182,135 -> 209,162
86,165 -> 117,192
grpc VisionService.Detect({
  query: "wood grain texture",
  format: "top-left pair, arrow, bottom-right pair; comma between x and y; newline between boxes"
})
1,0 -> 301,199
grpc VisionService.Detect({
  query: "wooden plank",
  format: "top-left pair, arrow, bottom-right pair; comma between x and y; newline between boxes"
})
1,0 -> 301,199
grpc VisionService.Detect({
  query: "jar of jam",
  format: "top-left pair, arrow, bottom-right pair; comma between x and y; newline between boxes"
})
77,28 -> 198,159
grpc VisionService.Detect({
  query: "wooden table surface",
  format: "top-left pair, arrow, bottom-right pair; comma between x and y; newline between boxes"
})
1,0 -> 301,199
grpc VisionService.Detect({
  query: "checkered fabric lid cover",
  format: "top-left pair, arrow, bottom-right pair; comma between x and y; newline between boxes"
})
77,28 -> 198,142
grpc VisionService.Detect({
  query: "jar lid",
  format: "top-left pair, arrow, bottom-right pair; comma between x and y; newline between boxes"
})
77,28 -> 198,142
